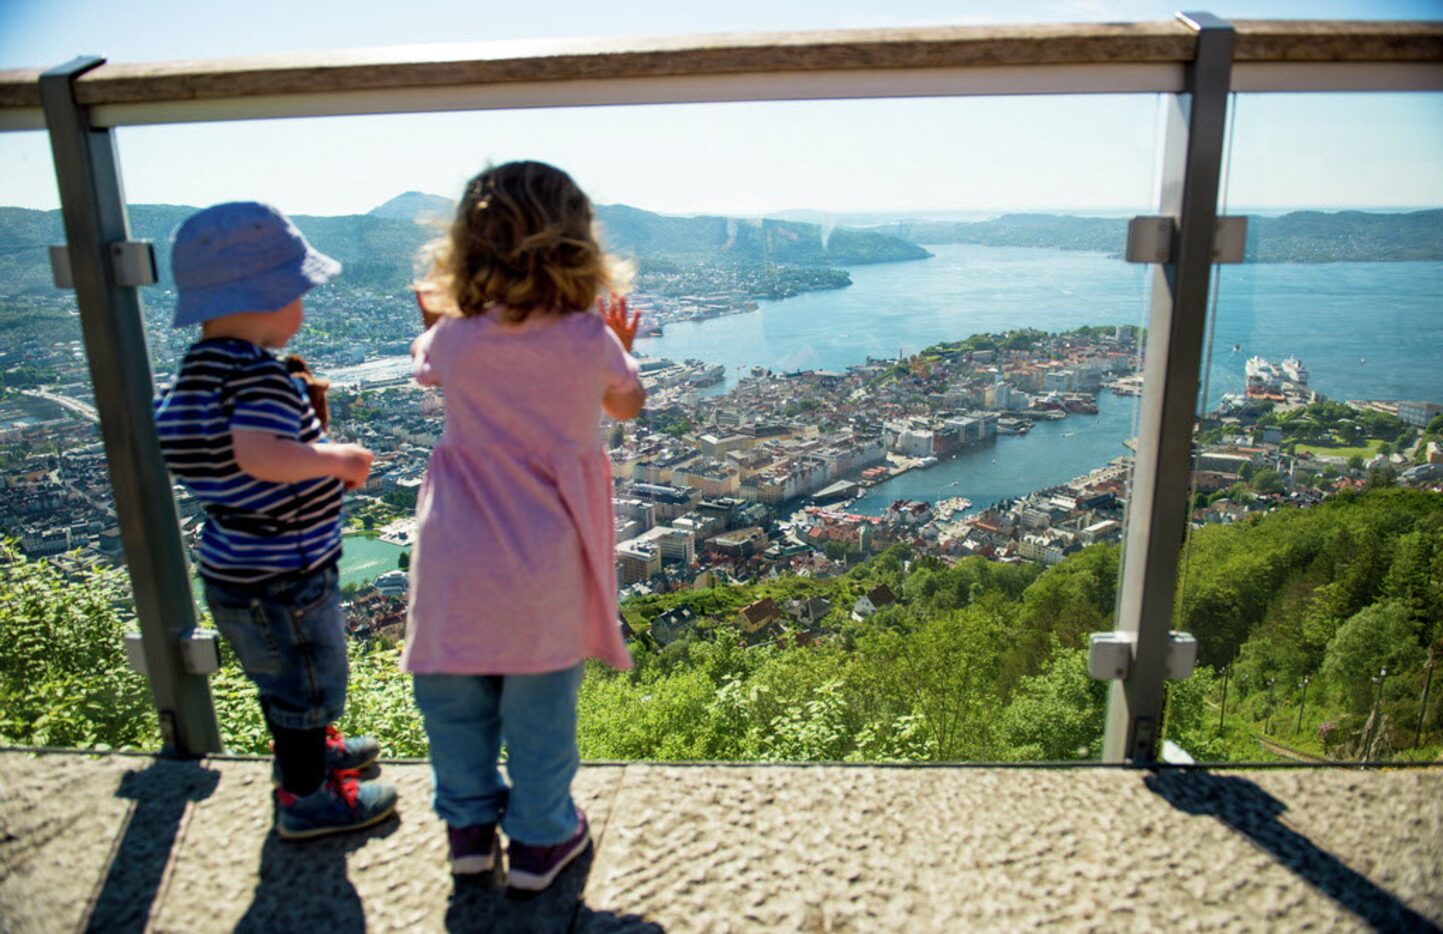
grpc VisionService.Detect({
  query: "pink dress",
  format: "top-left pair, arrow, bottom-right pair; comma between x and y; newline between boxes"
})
401,309 -> 638,674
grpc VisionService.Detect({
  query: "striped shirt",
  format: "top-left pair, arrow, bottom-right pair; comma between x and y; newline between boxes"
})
153,337 -> 344,584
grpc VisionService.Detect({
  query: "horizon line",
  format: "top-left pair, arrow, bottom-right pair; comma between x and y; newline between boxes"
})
2,201 -> 1440,221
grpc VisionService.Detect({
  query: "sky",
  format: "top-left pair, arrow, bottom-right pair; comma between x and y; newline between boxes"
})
1,0 -> 1440,218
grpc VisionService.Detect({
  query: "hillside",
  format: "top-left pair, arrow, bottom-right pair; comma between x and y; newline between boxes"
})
4,488 -> 1437,763
870,208 -> 1443,262
0,200 -> 929,301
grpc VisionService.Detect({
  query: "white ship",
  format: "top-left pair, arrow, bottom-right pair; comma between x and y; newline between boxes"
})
1281,356 -> 1309,384
687,363 -> 726,386
1245,355 -> 1282,398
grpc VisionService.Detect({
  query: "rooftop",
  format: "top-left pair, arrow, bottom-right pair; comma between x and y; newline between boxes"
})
3,750 -> 1439,931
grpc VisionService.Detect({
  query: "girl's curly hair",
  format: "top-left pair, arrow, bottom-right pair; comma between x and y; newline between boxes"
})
421,161 -> 631,323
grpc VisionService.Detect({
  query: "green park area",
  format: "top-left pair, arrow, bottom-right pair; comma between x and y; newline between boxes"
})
1295,438 -> 1387,460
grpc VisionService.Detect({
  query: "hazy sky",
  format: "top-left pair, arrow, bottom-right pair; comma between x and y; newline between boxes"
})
1,0 -> 1440,217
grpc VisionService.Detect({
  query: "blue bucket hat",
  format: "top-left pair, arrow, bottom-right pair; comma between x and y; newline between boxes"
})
170,201 -> 340,327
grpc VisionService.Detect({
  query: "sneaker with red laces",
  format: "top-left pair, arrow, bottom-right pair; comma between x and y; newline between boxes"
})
506,809 -> 591,893
271,725 -> 381,784
448,823 -> 499,874
275,770 -> 398,841
324,725 -> 381,772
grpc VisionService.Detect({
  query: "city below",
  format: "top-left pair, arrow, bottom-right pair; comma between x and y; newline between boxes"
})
0,200 -> 1439,646
2,317 -> 1439,647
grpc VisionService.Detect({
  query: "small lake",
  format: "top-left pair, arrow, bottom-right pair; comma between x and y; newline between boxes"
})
338,535 -> 407,589
190,534 -> 406,606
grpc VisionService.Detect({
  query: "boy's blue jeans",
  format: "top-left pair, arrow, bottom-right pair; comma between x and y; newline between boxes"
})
203,563 -> 348,731
413,665 -> 583,846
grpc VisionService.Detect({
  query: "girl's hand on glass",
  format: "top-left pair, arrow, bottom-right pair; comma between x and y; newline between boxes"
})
600,293 -> 641,352
412,282 -> 444,332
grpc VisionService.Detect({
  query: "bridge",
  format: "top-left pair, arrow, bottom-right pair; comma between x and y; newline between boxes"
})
21,388 -> 100,424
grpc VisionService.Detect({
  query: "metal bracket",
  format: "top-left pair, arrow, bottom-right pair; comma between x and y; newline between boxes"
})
1089,630 -> 1199,681
49,240 -> 158,289
1212,216 -> 1248,264
1089,631 -> 1134,679
123,629 -> 222,676
1125,217 -> 1173,264
1164,631 -> 1200,679
1124,216 -> 1248,265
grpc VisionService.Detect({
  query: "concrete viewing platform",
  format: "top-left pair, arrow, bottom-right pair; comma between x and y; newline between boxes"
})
1,750 -> 1440,932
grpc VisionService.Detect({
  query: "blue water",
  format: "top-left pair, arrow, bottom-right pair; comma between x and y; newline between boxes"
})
639,244 -> 1442,511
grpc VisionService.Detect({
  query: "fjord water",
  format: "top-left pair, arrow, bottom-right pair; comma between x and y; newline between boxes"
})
641,243 -> 1443,512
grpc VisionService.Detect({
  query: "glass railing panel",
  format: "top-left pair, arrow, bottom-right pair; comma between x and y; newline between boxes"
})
6,92 -> 1165,759
0,131 -> 164,750
1168,91 -> 1443,764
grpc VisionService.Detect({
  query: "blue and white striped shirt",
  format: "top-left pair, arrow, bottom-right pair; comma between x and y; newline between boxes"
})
154,338 -> 344,584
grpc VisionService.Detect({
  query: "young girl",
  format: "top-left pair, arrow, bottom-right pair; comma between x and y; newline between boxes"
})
402,161 -> 645,892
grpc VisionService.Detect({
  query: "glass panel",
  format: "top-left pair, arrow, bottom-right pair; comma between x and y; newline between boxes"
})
1170,92 -> 1443,764
0,131 -> 162,750
3,92 -> 1163,759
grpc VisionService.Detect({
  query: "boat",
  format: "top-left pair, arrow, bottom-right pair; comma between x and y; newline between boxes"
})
687,364 -> 726,386
1281,356 -> 1309,384
1245,355 -> 1283,399
917,456 -> 938,468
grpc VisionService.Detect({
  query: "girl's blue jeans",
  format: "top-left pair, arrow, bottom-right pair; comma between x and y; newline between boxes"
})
412,664 -> 583,846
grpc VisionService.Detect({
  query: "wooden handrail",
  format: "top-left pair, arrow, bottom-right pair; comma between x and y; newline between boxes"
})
0,19 -> 1438,122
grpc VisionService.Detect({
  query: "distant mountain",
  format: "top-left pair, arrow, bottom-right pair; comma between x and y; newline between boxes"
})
868,209 -> 1443,262
1245,210 -> 1443,262
0,205 -> 434,298
874,214 -> 1126,253
596,204 -> 932,266
368,191 -> 455,223
4,204 -> 1435,303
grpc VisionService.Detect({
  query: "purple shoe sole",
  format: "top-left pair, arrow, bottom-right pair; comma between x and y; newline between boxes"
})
506,811 -> 591,893
449,824 -> 500,875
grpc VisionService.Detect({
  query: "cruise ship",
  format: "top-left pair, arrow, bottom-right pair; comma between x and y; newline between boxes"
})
1281,356 -> 1309,384
1244,356 -> 1283,399
687,363 -> 726,386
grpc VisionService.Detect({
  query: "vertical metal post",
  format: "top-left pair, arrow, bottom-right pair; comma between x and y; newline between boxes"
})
1361,666 -> 1388,762
1295,675 -> 1309,737
1216,664 -> 1229,734
39,57 -> 221,756
1102,13 -> 1234,763
1416,650 -> 1435,749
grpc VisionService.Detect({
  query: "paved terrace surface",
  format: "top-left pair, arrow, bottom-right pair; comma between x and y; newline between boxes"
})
2,751 -> 1440,932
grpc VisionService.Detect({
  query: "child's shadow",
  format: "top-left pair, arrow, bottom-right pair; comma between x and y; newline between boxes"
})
445,845 -> 664,933
235,819 -> 399,934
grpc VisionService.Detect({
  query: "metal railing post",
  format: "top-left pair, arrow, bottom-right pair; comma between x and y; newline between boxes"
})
39,56 -> 222,756
1101,13 -> 1233,763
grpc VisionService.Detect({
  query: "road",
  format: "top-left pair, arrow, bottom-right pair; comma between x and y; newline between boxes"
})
22,389 -> 100,424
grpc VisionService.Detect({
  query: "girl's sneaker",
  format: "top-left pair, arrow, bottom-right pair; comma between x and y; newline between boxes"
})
275,770 -> 398,840
506,809 -> 591,893
448,823 -> 499,874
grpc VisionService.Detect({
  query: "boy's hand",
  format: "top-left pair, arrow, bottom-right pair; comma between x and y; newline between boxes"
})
599,293 -> 641,352
329,443 -> 374,490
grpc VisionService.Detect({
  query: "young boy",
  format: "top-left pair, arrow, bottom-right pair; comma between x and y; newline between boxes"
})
153,202 -> 397,839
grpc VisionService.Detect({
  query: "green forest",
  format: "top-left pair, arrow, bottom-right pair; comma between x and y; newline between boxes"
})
2,489 -> 1439,764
